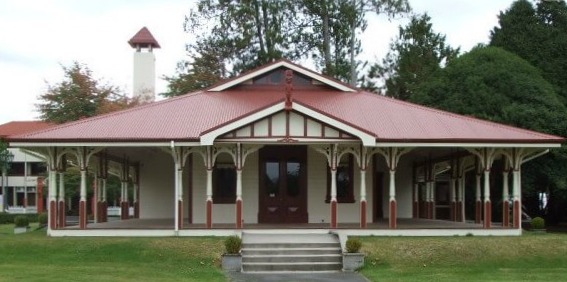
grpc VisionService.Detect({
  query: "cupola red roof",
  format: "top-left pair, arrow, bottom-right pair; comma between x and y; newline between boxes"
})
128,27 -> 160,49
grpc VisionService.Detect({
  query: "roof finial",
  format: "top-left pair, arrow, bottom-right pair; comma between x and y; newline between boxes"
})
285,69 -> 293,110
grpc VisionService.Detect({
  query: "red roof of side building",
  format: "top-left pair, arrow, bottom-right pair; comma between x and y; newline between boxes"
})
0,121 -> 54,138
6,61 -> 565,145
128,27 -> 160,49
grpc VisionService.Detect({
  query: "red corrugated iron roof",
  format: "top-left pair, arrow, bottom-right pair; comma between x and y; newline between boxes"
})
0,121 -> 54,138
7,88 -> 563,144
128,27 -> 160,49
6,60 -> 564,145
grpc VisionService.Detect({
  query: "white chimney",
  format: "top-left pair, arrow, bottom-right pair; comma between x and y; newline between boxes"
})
128,27 -> 160,103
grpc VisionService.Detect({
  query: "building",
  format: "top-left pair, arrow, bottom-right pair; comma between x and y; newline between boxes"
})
0,121 -> 52,213
7,60 -> 564,237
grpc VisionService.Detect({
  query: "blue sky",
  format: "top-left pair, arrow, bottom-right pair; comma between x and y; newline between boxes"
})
0,0 -> 515,124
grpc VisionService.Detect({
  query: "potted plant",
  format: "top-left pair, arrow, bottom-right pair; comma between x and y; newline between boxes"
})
221,235 -> 242,272
531,217 -> 546,233
343,237 -> 365,271
14,215 -> 30,234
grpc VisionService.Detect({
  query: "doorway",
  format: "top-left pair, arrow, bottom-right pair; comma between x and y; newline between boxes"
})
258,146 -> 308,223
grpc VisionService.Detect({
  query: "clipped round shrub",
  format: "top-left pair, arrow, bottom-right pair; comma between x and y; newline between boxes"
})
346,238 -> 362,253
14,215 -> 30,228
531,217 -> 545,230
38,213 -> 48,226
224,235 -> 242,254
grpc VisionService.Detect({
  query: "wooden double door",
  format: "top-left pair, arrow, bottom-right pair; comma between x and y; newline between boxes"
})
258,146 -> 308,224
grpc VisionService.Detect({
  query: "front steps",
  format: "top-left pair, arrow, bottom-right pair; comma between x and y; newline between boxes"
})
241,232 -> 342,272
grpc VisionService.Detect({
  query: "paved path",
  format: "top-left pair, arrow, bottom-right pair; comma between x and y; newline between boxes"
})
226,272 -> 370,282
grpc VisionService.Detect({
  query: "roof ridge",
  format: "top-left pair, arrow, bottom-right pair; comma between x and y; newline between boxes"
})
359,91 -> 564,140
12,91 -> 206,139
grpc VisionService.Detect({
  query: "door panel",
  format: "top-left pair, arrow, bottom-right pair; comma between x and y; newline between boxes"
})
259,146 -> 307,223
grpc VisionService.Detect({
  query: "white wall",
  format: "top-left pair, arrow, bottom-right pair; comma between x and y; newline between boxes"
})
139,150 -> 174,219
192,151 -> 260,224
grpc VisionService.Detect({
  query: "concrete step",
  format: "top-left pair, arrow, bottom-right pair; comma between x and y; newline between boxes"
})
243,242 -> 341,249
242,262 -> 342,272
241,232 -> 343,273
242,254 -> 342,263
242,247 -> 341,256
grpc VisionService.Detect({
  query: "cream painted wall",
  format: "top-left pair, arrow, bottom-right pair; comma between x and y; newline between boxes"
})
192,151 -> 260,224
378,156 -> 413,219
139,151 -> 175,219
138,145 -> 414,223
307,147 -> 373,224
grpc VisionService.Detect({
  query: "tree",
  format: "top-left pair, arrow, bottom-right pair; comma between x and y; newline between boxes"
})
164,0 -> 411,95
365,13 -> 459,99
302,0 -> 411,85
162,40 -> 227,97
490,0 -> 567,101
412,46 -> 567,224
37,62 -> 136,124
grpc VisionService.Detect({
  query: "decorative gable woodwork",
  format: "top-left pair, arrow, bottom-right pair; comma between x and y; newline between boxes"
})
219,110 -> 355,141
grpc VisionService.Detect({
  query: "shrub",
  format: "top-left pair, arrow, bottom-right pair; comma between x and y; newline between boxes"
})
38,213 -> 48,226
224,235 -> 242,254
346,238 -> 362,253
531,217 -> 545,229
14,215 -> 29,227
0,213 -> 39,224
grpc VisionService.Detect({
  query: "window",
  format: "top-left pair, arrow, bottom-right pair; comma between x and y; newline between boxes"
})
326,156 -> 355,203
213,163 -> 236,204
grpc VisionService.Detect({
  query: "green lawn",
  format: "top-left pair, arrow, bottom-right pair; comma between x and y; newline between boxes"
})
0,224 -> 225,281
359,233 -> 567,281
1,224 -> 566,281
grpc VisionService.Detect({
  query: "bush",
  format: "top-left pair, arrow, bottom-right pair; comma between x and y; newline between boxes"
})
14,215 -> 29,227
531,217 -> 545,229
0,213 -> 38,224
224,235 -> 242,254
38,213 -> 48,226
346,238 -> 362,253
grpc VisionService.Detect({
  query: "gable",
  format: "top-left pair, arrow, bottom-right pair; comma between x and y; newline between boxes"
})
218,110 -> 357,141
208,60 -> 356,92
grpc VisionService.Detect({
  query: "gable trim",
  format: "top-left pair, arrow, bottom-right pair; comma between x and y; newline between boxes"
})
208,61 -> 356,92
200,101 -> 376,146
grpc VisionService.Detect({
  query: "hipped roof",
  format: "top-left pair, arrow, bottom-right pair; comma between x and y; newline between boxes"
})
8,60 -> 564,146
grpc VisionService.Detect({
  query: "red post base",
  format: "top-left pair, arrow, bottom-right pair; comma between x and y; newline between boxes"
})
484,201 -> 492,229
102,201 -> 108,223
121,202 -> 129,220
451,201 -> 457,221
389,200 -> 397,229
503,201 -> 510,228
236,199 -> 243,229
79,200 -> 87,230
58,201 -> 66,228
513,200 -> 521,229
206,199 -> 212,229
360,200 -> 367,229
456,201 -> 463,222
49,200 -> 57,230
412,201 -> 418,219
134,201 -> 140,219
330,200 -> 337,229
475,200 -> 482,224
178,200 -> 184,230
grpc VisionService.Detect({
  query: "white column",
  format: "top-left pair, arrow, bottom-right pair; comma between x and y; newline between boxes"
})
58,172 -> 65,203
236,170 -> 242,200
80,170 -> 87,203
174,162 -> 180,232
475,174 -> 481,202
458,176 -> 465,222
360,170 -> 367,202
47,168 -> 57,231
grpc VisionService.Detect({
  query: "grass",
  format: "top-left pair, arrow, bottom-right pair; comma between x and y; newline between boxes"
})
1,224 -> 566,281
0,224 -> 225,281
359,232 -> 567,281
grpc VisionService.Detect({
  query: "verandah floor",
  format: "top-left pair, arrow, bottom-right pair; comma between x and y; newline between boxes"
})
62,218 -> 508,230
